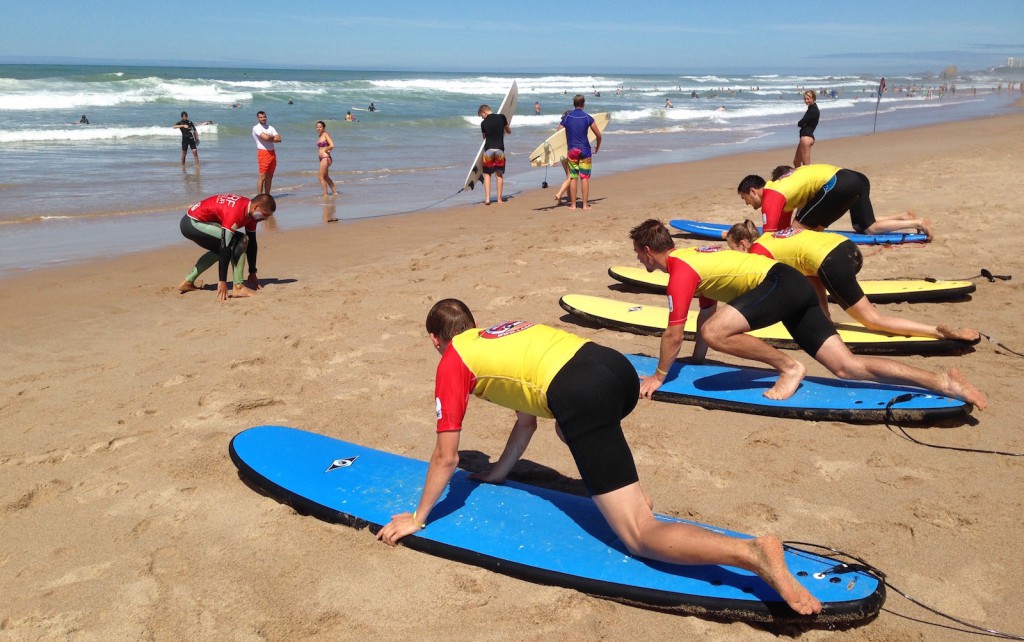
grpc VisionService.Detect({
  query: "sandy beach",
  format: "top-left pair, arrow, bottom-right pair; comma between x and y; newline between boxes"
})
1,109 -> 1022,641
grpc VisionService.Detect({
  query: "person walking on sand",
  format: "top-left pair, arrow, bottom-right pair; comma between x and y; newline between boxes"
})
793,90 -> 818,167
315,120 -> 336,197
177,193 -> 276,301
738,165 -> 932,238
725,220 -> 979,343
556,95 -> 601,210
478,104 -> 511,205
628,219 -> 986,408
252,111 -> 282,195
375,298 -> 823,617
173,111 -> 200,167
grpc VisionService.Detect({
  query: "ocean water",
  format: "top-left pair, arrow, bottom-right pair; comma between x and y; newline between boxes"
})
0,64 -> 1019,274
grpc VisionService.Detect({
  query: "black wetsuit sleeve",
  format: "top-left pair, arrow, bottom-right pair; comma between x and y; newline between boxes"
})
246,230 -> 258,273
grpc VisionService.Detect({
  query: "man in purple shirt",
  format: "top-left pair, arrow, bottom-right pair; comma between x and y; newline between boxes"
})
557,94 -> 602,210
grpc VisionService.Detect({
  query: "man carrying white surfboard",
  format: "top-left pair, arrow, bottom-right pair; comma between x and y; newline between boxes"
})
376,298 -> 823,617
478,104 -> 511,205
557,95 -> 602,210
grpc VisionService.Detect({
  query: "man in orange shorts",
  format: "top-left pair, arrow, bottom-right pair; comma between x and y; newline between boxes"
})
252,111 -> 282,194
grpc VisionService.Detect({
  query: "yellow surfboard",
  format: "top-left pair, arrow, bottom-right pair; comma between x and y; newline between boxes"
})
559,294 -> 974,355
529,112 -> 611,167
607,266 -> 976,304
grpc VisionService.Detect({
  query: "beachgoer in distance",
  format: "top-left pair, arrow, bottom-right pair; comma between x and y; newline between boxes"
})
345,111 -> 357,122
556,95 -> 602,210
368,102 -> 377,112
78,115 -> 89,124
315,120 -> 336,197
478,104 -> 511,205
534,101 -> 541,115
375,298 -> 823,616
665,98 -> 673,108
177,193 -> 276,301
173,110 -> 200,167
252,111 -> 282,195
737,165 -> 932,238
793,90 -> 818,167
628,219 -> 986,408
725,220 -> 979,342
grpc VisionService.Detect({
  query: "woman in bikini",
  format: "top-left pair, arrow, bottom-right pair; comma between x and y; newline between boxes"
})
315,120 -> 336,197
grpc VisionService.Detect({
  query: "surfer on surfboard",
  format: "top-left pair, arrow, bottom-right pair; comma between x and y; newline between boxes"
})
628,219 -> 987,408
725,220 -> 980,343
376,298 -> 823,616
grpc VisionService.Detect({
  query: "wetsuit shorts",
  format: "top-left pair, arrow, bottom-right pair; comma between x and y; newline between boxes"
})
258,149 -> 277,175
728,263 -> 838,357
567,148 -> 592,180
481,149 -> 505,175
795,169 -> 876,233
181,137 -> 197,151
547,343 -> 640,496
817,239 -> 865,309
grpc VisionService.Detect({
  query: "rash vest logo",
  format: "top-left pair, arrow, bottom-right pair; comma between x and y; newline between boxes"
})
480,320 -> 534,339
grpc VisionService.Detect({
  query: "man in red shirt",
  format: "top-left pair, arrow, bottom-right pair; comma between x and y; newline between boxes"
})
177,193 -> 276,301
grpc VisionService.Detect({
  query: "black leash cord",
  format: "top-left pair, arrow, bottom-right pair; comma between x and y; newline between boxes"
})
884,394 -> 1024,456
783,541 -> 1024,639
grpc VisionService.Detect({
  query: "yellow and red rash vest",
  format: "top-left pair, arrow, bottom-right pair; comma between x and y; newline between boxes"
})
665,246 -> 779,326
750,227 -> 847,276
761,164 -> 841,231
434,322 -> 589,431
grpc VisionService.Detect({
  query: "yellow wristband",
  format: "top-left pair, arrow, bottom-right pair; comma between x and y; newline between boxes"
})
655,367 -> 669,376
412,510 -> 426,529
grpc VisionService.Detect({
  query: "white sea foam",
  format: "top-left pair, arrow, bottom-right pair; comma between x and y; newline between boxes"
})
0,123 -> 218,143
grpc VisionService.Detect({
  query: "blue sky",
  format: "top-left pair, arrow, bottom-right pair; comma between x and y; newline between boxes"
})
3,0 -> 1022,74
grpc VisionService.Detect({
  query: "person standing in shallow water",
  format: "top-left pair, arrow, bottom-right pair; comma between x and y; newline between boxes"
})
315,121 -> 336,197
173,111 -> 199,167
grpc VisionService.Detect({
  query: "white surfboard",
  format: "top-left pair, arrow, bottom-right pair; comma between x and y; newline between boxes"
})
464,80 -> 518,191
529,112 -> 610,167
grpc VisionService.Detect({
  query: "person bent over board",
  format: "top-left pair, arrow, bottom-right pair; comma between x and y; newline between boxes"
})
628,219 -> 986,409
375,298 -> 822,616
177,193 -> 276,301
737,165 -> 932,238
726,220 -> 979,343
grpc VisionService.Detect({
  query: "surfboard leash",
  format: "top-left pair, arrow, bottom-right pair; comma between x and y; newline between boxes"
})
883,394 -> 1024,456
783,540 -> 1024,639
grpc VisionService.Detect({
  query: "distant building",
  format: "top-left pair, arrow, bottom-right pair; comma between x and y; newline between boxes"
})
1007,57 -> 1024,68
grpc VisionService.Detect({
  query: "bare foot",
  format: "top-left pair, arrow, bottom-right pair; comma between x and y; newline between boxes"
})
764,361 -> 806,400
581,205 -> 592,211
936,324 -> 980,342
231,284 -> 258,299
177,279 -> 200,293
920,217 -> 933,241
483,201 -> 491,206
750,536 -> 822,615
941,368 -> 987,410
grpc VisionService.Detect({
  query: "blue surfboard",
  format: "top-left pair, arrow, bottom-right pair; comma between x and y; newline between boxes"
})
231,425 -> 885,624
669,219 -> 928,245
625,354 -> 970,423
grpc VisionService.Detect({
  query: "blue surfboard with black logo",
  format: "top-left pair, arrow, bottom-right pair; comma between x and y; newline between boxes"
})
230,425 -> 885,625
669,219 -> 928,245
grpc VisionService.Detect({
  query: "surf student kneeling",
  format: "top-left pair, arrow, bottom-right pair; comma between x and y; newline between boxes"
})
725,220 -> 979,343
177,193 -> 276,301
628,219 -> 986,409
375,298 -> 823,616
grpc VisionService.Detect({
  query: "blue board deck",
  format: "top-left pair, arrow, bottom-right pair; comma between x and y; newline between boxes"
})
230,425 -> 885,624
669,219 -> 929,245
625,354 -> 970,423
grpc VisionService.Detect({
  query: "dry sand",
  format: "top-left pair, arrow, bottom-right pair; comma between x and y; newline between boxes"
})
1,110 -> 1022,641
